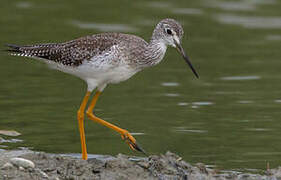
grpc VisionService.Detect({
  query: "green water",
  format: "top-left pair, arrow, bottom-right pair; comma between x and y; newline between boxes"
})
1,0 -> 281,170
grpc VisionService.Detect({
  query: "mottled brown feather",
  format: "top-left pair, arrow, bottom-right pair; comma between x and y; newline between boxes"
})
7,33 -> 147,67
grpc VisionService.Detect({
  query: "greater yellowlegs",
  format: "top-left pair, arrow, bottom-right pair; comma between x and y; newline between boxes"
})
5,18 -> 199,160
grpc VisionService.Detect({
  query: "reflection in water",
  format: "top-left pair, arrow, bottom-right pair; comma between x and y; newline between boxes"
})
215,14 -> 281,29
192,102 -> 214,106
70,21 -> 138,32
245,128 -> 271,132
238,120 -> 250,122
178,101 -> 214,107
204,0 -> 276,11
237,100 -> 254,104
220,76 -> 261,80
174,127 -> 207,133
164,93 -> 180,97
175,129 -> 208,133
191,105 -> 199,109
177,102 -> 189,106
161,82 -> 179,87
171,8 -> 203,15
244,152 -> 281,156
130,132 -> 145,136
207,1 -> 256,11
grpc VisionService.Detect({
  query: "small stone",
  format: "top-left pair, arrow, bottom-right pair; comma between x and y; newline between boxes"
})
137,161 -> 150,169
1,162 -> 14,170
37,168 -> 49,178
19,166 -> 25,171
10,157 -> 35,169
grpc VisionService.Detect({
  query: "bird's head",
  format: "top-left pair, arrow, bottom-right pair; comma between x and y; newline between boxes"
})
153,18 -> 199,78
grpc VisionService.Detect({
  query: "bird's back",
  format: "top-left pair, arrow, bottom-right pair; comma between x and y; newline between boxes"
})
6,33 -> 149,67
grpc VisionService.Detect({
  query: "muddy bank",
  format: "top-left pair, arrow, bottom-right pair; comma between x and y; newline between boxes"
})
0,149 -> 280,180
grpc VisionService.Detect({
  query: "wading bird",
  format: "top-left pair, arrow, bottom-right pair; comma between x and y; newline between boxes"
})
5,18 -> 199,160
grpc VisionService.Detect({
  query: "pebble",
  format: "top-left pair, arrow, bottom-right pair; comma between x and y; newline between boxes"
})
36,168 -> 49,178
10,157 -> 35,169
1,162 -> 14,170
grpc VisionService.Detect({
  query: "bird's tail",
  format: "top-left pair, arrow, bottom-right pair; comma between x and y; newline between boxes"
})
4,43 -> 61,59
4,44 -> 22,53
3,44 -> 30,57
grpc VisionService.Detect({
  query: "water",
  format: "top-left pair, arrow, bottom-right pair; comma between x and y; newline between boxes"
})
0,0 -> 281,171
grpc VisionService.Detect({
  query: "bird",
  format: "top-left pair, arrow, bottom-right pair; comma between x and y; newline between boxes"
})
5,18 -> 199,160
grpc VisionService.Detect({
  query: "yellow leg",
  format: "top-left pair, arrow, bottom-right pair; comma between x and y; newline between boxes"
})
77,91 -> 91,160
86,91 -> 145,153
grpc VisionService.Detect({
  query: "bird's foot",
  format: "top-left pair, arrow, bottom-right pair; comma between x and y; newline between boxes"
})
121,131 -> 146,155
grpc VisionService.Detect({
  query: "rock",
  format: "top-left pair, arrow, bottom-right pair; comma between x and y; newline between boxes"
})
36,168 -> 49,178
10,157 -> 35,169
1,162 -> 14,170
1,149 -> 281,180
0,130 -> 21,137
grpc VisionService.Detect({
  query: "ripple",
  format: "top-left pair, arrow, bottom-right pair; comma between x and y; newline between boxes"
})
220,75 -> 261,80
71,21 -> 138,32
245,128 -> 271,132
171,8 -> 203,15
161,82 -> 179,87
274,99 -> 281,103
177,102 -> 189,106
244,152 -> 281,156
174,127 -> 207,133
191,105 -> 199,109
239,120 -> 250,123
192,102 -> 214,106
204,0 -> 276,11
130,132 -> 145,136
164,93 -> 180,97
237,100 -> 254,104
209,1 -> 255,11
175,129 -> 208,133
215,14 -> 281,29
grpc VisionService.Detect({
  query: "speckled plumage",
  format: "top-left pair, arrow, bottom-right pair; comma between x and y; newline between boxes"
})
6,18 -> 192,91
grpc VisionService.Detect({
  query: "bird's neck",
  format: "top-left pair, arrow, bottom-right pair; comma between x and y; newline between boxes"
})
138,39 -> 167,69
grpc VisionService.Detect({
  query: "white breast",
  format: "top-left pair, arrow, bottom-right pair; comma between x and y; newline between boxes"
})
48,45 -> 139,91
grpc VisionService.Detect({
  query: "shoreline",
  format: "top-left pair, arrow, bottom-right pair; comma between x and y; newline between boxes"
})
0,149 -> 280,180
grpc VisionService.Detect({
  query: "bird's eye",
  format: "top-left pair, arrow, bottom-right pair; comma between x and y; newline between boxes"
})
166,29 -> 172,35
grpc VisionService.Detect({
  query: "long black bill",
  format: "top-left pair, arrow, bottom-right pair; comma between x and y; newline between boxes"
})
175,42 -> 199,78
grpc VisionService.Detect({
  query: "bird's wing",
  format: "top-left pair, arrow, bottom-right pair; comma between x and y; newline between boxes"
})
5,33 -> 125,66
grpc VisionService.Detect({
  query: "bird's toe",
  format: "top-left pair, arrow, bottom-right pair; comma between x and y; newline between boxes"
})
121,131 -> 147,155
